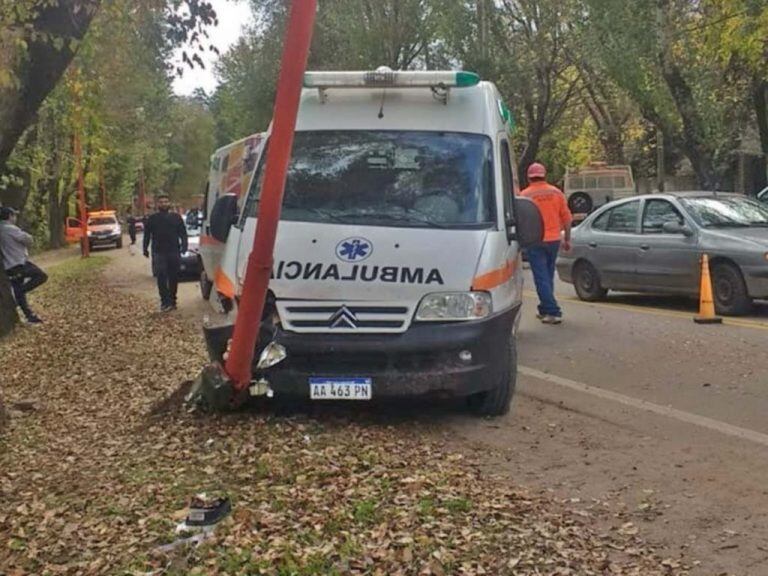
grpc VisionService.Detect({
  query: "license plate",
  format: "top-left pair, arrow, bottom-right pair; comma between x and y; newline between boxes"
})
309,378 -> 372,400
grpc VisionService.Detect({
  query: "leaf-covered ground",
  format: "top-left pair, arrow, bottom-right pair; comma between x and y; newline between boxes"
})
0,257 -> 692,575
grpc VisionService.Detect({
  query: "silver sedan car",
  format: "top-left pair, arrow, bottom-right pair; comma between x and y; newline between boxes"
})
557,192 -> 768,315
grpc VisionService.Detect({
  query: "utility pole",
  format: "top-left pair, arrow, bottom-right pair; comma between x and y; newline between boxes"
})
223,0 -> 317,393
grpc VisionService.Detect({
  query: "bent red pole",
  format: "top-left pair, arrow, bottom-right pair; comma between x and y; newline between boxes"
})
224,0 -> 317,391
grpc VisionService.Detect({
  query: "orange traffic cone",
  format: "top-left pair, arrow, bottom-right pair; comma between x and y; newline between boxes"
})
694,253 -> 722,324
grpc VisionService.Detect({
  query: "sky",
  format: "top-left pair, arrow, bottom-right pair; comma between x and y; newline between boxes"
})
172,0 -> 252,96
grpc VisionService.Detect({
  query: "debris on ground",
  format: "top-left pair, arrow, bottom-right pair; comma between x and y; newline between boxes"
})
0,257 -> 692,574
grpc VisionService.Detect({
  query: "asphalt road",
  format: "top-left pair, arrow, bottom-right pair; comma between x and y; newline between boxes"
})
101,243 -> 768,575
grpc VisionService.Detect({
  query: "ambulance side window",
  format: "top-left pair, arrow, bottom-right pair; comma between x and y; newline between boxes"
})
238,148 -> 268,228
500,140 -> 515,225
202,181 -> 210,221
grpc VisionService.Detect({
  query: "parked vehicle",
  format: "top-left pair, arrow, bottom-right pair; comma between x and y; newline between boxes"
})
65,217 -> 84,244
180,225 -> 202,277
65,211 -> 123,249
557,192 -> 768,315
205,67 -> 543,415
564,163 -> 636,222
87,211 -> 123,249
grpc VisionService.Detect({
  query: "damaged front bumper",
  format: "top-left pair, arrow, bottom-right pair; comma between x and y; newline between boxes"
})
202,306 -> 518,400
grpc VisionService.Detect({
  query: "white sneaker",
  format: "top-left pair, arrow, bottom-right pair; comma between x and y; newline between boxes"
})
541,315 -> 562,325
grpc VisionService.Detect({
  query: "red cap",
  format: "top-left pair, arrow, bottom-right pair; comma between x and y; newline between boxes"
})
527,162 -> 547,180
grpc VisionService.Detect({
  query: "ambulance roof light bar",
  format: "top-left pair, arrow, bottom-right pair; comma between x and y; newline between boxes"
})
304,67 -> 480,90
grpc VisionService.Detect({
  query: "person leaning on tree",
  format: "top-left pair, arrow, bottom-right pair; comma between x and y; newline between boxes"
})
142,193 -> 187,312
0,207 -> 47,324
519,162 -> 573,325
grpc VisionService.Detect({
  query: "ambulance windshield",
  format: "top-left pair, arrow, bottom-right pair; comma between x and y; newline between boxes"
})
245,131 -> 496,229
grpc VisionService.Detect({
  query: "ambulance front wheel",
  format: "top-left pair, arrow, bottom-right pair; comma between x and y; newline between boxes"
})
469,334 -> 516,417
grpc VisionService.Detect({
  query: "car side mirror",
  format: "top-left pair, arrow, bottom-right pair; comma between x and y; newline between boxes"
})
209,194 -> 239,242
510,197 -> 544,248
662,221 -> 693,237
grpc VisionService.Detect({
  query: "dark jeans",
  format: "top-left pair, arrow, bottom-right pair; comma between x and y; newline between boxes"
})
527,241 -> 562,317
152,251 -> 180,307
6,261 -> 48,319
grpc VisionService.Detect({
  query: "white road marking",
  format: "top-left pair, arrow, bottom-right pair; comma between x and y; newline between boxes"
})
519,365 -> 768,448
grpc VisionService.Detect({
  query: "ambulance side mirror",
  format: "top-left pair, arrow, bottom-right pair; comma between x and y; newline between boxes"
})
210,194 -> 239,242
510,197 -> 544,248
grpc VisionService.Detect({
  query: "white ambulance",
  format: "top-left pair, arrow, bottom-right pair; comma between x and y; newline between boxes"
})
205,68 -> 543,416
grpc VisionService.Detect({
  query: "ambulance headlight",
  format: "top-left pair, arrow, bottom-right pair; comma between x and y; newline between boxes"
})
415,292 -> 492,321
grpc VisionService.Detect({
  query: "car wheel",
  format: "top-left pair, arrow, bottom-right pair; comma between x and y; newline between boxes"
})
568,192 -> 593,214
200,269 -> 213,300
468,334 -> 516,417
573,260 -> 608,301
116,237 -> 123,249
711,261 -> 752,316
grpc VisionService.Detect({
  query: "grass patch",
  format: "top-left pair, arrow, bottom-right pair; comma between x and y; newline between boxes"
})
351,498 -> 378,524
417,497 -> 436,517
445,497 -> 472,514
47,255 -> 109,282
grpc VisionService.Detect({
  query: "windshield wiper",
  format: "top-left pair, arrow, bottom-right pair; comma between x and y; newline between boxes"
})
337,212 -> 448,229
748,221 -> 768,227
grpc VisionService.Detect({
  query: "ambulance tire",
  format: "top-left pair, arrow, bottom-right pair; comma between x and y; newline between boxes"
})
200,269 -> 213,301
469,334 -> 516,417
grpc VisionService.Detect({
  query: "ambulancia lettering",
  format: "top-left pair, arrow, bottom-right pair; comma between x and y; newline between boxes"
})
272,261 -> 444,286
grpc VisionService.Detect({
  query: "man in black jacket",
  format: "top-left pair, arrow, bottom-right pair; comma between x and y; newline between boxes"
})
143,194 -> 187,312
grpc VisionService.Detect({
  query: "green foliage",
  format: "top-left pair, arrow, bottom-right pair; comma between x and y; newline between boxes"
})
211,0 -> 765,189
1,0 -> 216,247
166,97 -> 216,200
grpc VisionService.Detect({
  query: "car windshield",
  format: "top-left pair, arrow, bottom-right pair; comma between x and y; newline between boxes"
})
265,131 -> 496,229
89,217 -> 116,226
681,197 -> 768,228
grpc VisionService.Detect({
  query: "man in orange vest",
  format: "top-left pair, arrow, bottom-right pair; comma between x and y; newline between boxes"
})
520,162 -> 572,324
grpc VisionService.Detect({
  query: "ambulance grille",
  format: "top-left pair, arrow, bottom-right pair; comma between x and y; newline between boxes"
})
276,301 -> 413,334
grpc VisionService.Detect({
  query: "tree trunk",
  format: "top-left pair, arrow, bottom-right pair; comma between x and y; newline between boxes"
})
48,180 -> 67,249
602,129 -> 625,165
659,60 -> 719,189
0,268 -> 19,337
518,130 -> 542,186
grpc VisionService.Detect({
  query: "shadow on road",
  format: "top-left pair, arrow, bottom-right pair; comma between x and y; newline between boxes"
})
584,292 -> 768,320
236,395 -> 477,428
